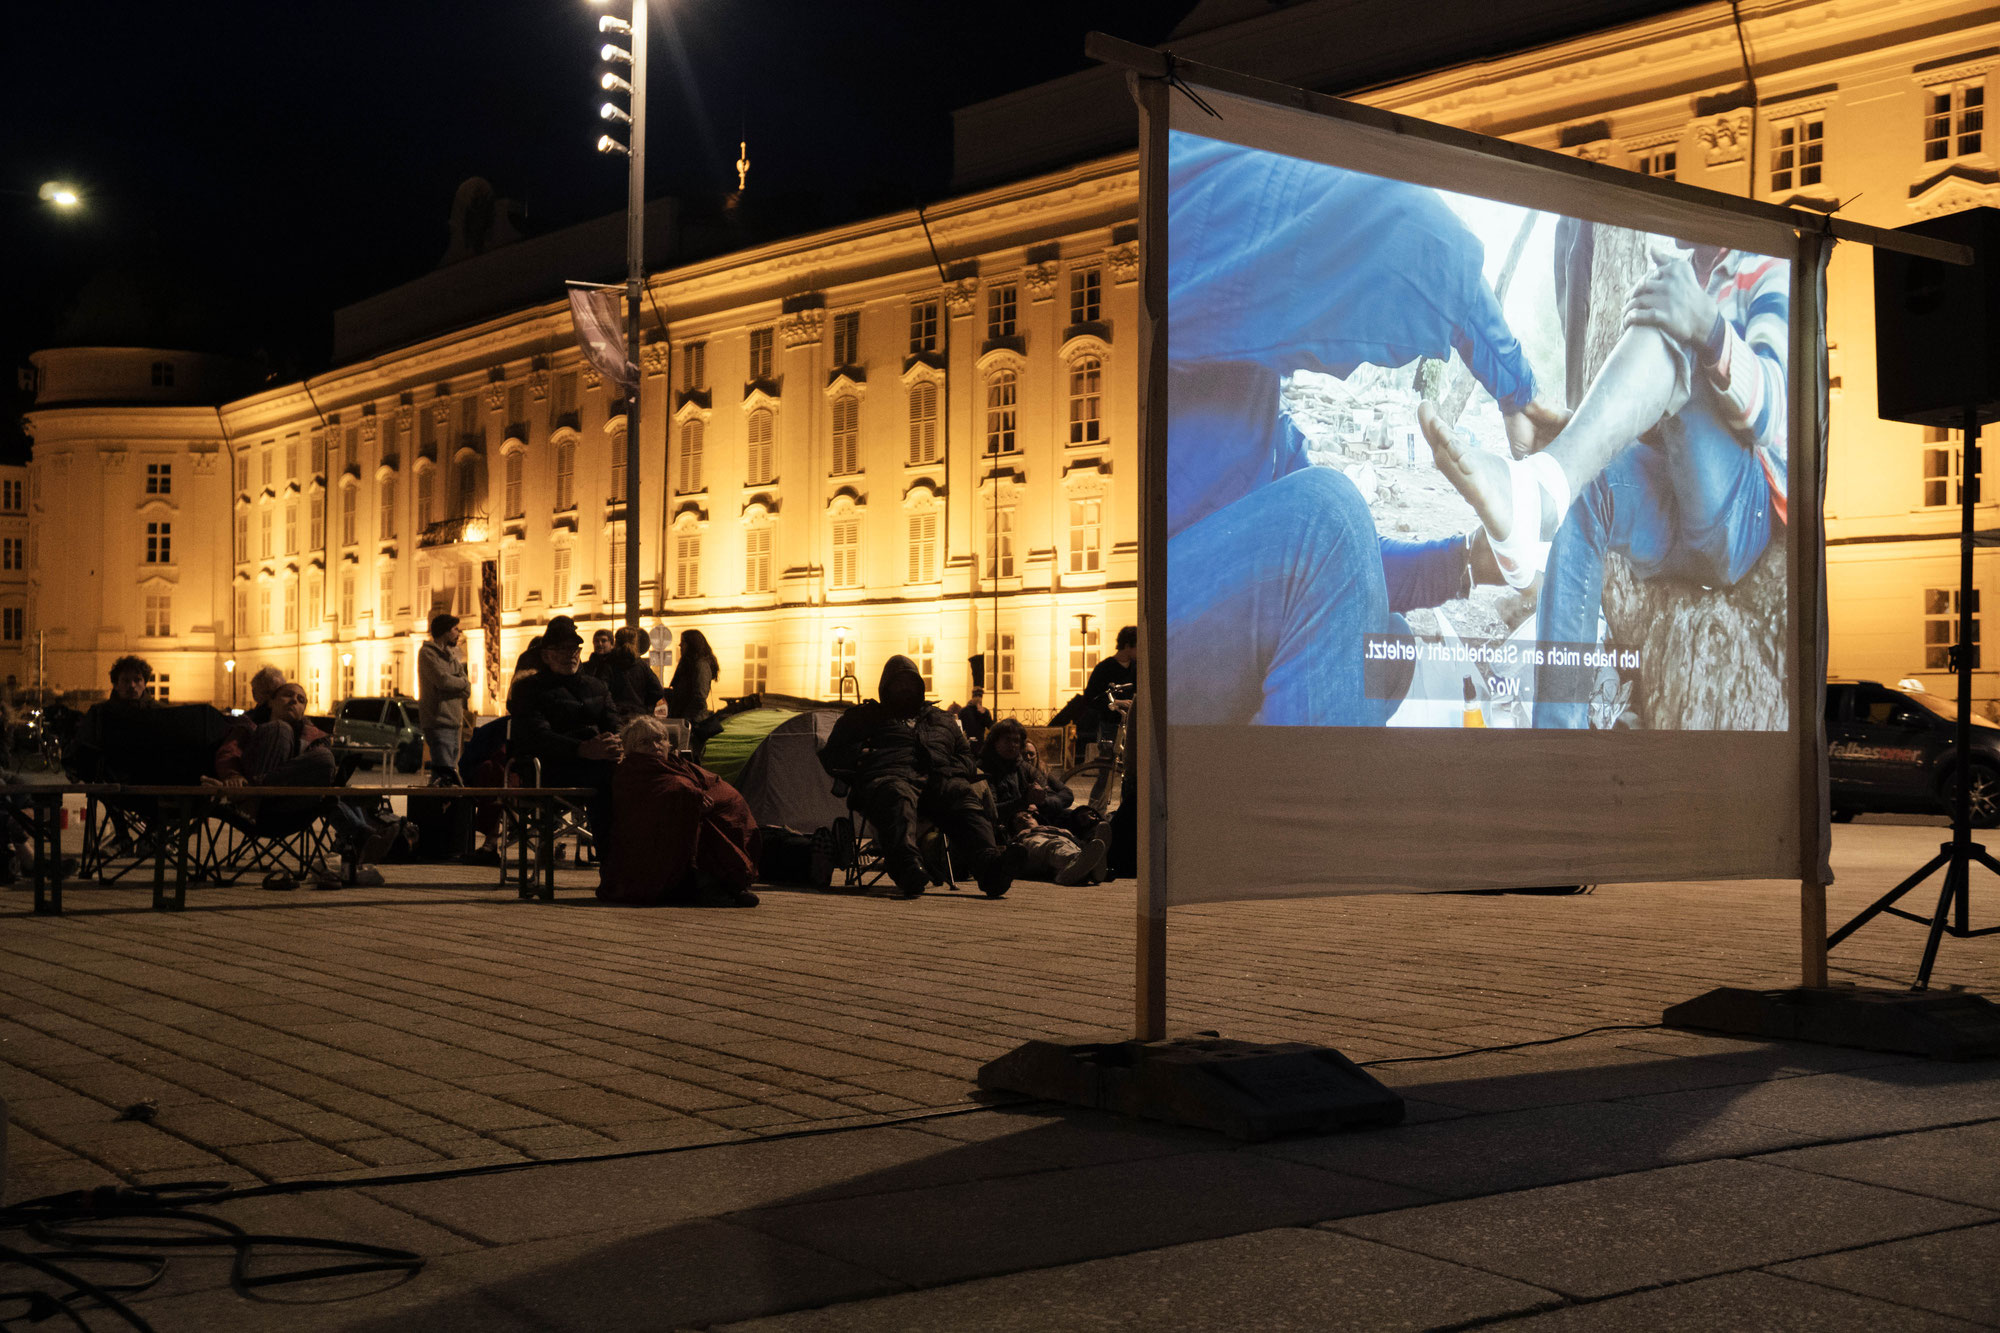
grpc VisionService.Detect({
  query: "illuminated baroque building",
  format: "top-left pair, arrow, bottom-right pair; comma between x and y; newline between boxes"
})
22,0 -> 2000,713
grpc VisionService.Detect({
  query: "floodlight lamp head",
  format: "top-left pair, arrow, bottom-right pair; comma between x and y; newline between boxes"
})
597,134 -> 629,156
600,102 -> 631,125
598,14 -> 631,34
600,43 -> 631,64
600,72 -> 632,95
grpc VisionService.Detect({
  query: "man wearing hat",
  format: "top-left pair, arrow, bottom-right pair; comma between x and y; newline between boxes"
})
508,614 -> 624,856
418,612 -> 471,784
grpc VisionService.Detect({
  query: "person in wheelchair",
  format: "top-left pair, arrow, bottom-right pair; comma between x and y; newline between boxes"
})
819,654 -> 1025,900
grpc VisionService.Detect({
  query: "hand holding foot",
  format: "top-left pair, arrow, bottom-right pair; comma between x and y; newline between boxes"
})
1421,401 -> 1571,590
1504,398 -> 1572,460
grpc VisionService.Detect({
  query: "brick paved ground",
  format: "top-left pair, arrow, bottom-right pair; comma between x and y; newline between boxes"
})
3,821 -> 1997,1203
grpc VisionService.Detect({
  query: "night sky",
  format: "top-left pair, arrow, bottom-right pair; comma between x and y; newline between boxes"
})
1,0 -> 1195,455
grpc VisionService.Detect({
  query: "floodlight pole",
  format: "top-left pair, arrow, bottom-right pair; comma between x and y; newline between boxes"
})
621,0 -> 647,635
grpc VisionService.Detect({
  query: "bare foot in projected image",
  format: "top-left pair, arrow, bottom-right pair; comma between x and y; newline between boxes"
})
1418,401 -> 1556,548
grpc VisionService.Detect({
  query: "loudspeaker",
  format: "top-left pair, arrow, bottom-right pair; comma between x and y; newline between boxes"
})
1875,207 -> 2000,427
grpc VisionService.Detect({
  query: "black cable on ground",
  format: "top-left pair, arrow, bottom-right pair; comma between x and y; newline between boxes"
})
0,1181 -> 423,1333
1358,1023 -> 1668,1067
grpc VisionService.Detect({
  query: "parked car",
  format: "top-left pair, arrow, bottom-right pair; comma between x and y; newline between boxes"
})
1826,680 -> 2000,825
331,695 -> 424,773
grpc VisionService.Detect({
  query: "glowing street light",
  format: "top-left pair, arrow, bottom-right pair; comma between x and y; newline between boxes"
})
224,657 -> 237,706
589,0 -> 646,636
37,182 -> 80,209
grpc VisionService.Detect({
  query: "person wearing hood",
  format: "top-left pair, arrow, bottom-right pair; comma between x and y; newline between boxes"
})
418,613 -> 472,784
819,654 -> 1025,900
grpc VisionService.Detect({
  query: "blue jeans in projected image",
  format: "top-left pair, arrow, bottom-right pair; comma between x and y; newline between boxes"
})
1532,391 -> 1774,729
1167,398 -> 1467,726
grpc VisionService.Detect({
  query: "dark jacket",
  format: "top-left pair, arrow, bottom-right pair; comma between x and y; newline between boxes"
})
214,717 -> 331,783
508,669 -> 617,771
666,653 -> 716,721
605,647 -> 665,720
820,655 -> 975,789
979,750 -> 1071,826
959,701 -> 994,748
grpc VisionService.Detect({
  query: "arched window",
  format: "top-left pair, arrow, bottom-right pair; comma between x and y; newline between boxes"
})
378,476 -> 396,540
554,438 -> 576,509
416,467 -> 435,529
831,396 -> 859,475
674,523 -> 702,599
746,409 -> 775,485
906,500 -> 938,584
830,511 -> 859,589
504,451 -> 523,518
1068,356 -> 1103,446
679,419 -> 705,492
609,430 -> 627,503
907,381 -> 938,465
985,370 -> 1017,455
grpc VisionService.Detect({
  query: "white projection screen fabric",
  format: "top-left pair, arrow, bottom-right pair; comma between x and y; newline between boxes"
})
1157,87 -> 1826,904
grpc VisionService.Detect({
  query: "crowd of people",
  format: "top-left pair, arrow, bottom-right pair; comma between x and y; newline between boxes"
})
53,613 -> 1140,907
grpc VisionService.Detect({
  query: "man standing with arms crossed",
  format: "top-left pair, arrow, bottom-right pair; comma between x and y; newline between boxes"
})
419,612 -> 471,784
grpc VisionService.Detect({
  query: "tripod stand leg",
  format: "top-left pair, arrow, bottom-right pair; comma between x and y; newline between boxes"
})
1914,858 -> 1963,991
1827,847 -> 1950,949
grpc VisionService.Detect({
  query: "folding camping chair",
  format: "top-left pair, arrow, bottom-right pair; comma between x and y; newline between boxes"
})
821,770 -> 956,893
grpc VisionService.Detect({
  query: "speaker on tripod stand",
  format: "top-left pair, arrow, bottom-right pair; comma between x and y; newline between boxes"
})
1832,207 -> 2000,987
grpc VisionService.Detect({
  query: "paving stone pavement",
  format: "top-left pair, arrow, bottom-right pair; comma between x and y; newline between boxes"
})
2,821 -> 1997,1200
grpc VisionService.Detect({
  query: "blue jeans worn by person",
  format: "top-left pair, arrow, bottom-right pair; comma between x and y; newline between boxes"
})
1169,366 -> 1468,726
1164,135 -> 1539,724
424,725 -> 462,779
1532,392 -> 1774,728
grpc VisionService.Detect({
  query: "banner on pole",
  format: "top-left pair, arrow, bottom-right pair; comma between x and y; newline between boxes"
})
567,284 -> 637,390
1150,84 -> 1828,903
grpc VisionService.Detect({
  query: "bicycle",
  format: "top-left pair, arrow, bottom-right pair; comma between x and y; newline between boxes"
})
1057,686 -> 1133,817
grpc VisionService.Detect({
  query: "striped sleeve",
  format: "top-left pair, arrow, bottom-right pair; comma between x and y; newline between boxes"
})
1705,255 -> 1790,520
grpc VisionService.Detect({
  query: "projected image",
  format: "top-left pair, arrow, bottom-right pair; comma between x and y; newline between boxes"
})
1166,132 -> 1793,731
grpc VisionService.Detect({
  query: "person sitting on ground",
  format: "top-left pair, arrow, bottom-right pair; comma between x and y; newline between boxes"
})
508,615 -> 623,861
666,628 -> 722,760
604,625 -> 666,723
819,654 -> 1024,900
598,715 -> 759,908
979,719 -> 1108,885
580,629 -> 617,684
211,678 -> 401,885
70,656 -> 160,781
958,688 -> 994,750
418,612 -> 472,784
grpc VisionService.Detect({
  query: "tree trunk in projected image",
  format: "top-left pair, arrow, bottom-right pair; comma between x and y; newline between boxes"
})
1579,224 -> 1788,731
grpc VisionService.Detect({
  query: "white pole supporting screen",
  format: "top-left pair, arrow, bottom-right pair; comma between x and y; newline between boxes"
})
1154,83 -> 1828,904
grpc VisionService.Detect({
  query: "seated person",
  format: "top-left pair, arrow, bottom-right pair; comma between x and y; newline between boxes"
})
1419,232 -> 1788,728
211,678 -> 400,884
70,656 -> 159,781
605,625 -> 666,723
979,720 -> 1108,886
599,716 -> 759,908
243,664 -> 287,724
508,615 -> 624,860
819,654 -> 1024,900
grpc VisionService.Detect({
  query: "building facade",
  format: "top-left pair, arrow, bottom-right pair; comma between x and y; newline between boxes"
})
23,0 -> 1999,714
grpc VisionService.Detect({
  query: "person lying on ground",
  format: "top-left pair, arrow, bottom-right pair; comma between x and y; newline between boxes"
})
1165,135 -> 1569,726
819,654 -> 1025,900
211,679 -> 403,883
1418,234 -> 1787,728
981,722 -> 1108,885
508,615 -> 623,864
598,716 -> 759,908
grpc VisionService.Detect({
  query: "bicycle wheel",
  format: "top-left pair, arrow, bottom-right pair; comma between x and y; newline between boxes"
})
1058,758 -> 1120,817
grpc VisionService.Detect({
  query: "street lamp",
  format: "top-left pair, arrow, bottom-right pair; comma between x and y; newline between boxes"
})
224,658 -> 236,707
590,0 -> 646,635
37,182 -> 80,209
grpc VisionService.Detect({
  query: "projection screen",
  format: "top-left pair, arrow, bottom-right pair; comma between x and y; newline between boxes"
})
1156,86 -> 1827,904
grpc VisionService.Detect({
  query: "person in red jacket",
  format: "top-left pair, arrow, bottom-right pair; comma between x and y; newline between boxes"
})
598,716 -> 759,907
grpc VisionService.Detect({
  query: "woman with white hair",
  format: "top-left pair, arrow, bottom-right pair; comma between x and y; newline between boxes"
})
597,715 -> 760,907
